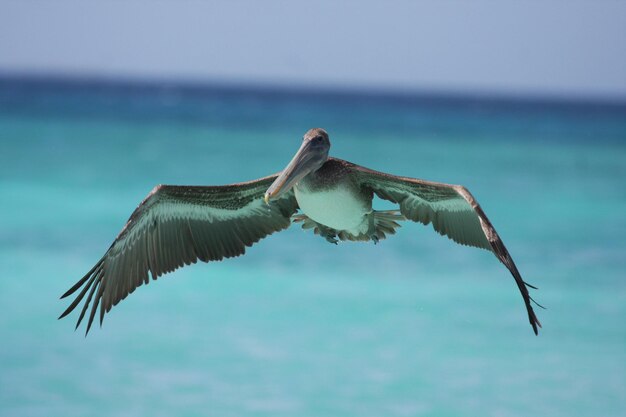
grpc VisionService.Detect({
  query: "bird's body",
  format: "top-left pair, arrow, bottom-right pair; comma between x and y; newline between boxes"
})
60,128 -> 542,335
295,160 -> 372,235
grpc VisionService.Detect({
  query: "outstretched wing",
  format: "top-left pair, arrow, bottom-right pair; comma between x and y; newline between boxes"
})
60,175 -> 299,334
344,158 -> 541,334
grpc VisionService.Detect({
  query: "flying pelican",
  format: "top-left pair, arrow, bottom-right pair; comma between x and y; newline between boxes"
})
60,128 -> 541,335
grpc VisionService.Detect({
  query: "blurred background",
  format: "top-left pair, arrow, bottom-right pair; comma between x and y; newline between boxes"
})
1,1 -> 625,416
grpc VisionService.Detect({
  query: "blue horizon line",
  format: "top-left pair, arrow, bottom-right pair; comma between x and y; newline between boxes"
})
1,71 -> 626,110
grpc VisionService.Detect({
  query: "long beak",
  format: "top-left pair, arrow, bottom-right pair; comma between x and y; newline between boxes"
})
264,141 -> 319,203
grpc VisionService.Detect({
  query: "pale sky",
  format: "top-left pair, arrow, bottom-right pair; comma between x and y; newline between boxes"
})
1,0 -> 625,99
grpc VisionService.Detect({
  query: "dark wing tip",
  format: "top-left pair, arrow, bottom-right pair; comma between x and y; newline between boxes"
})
523,281 -> 538,290
485,232 -> 542,335
59,259 -> 103,299
523,281 -> 544,334
529,295 -> 546,310
530,311 -> 541,335
523,288 -> 542,336
524,287 -> 542,336
57,307 -> 73,321
59,258 -> 106,335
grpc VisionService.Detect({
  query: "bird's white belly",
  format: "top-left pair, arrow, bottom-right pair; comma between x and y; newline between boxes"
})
294,184 -> 370,232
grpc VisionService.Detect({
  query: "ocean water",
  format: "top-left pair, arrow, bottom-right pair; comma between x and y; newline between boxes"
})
1,79 -> 625,417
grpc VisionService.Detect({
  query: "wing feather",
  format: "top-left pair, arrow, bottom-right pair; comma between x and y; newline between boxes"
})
60,175 -> 298,334
344,158 -> 542,334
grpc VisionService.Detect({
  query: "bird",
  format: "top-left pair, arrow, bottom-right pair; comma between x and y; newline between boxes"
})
60,128 -> 542,335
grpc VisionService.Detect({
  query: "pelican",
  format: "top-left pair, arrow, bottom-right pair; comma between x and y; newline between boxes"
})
60,128 -> 542,335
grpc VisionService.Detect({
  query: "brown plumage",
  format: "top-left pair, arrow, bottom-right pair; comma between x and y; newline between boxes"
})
60,129 -> 541,335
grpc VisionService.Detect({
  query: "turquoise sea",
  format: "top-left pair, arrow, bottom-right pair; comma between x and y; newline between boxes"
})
1,78 -> 625,417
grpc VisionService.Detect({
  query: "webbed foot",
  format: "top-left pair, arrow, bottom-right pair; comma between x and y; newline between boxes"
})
317,225 -> 339,245
324,233 -> 339,245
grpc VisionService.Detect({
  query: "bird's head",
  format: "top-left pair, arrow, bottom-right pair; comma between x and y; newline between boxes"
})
264,128 -> 330,203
